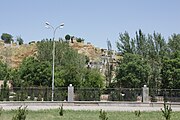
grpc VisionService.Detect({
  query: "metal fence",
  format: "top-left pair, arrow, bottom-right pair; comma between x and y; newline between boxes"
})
149,89 -> 180,102
74,88 -> 142,101
0,87 -> 68,101
0,87 -> 180,102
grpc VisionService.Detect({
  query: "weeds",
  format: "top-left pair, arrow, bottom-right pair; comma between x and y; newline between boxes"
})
59,104 -> 63,116
134,110 -> 141,117
161,102 -> 172,120
12,106 -> 28,120
99,109 -> 108,120
0,107 -> 3,119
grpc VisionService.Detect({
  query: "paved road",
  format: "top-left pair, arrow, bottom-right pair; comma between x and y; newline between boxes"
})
1,105 -> 180,111
1,101 -> 180,111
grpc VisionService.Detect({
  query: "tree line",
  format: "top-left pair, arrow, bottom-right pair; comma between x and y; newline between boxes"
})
115,29 -> 180,89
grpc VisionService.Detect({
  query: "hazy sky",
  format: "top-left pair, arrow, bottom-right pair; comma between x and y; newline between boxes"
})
0,0 -> 180,49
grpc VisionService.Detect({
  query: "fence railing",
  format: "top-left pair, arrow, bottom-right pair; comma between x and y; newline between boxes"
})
0,87 -> 68,101
150,88 -> 180,102
74,88 -> 142,101
0,87 -> 180,102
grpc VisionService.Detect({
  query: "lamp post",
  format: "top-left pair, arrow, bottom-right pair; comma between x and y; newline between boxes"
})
45,22 -> 64,101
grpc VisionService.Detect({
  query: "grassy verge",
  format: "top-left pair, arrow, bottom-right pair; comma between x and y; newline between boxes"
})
0,109 -> 180,120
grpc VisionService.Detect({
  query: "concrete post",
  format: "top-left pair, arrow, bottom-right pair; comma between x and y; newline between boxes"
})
68,84 -> 74,102
142,85 -> 149,103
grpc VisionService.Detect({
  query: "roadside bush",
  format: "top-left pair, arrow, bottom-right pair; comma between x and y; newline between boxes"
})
161,102 -> 172,120
0,107 -> 3,118
12,106 -> 28,120
59,105 -> 63,116
135,110 -> 141,117
99,109 -> 108,120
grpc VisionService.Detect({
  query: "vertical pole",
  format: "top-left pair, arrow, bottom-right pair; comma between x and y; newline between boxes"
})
52,30 -> 55,101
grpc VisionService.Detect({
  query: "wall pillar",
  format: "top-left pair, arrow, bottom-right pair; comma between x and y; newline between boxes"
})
68,84 -> 74,102
142,85 -> 149,103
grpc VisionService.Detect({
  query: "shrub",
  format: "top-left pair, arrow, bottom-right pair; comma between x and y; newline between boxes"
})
12,106 -> 28,120
99,109 -> 108,120
59,104 -> 63,116
0,107 -> 3,118
37,94 -> 42,101
76,38 -> 84,43
30,92 -> 34,101
28,41 -> 35,44
14,92 -> 20,101
161,102 -> 172,120
134,110 -> 141,117
20,90 -> 27,101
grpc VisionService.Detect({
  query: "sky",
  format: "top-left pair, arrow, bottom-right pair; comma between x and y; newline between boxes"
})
0,0 -> 180,50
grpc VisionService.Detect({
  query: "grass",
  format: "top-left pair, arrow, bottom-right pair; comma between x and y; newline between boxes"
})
0,109 -> 180,120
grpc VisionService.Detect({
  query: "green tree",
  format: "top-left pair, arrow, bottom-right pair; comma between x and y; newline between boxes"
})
106,40 -> 114,87
147,32 -> 168,89
116,30 -> 170,89
19,57 -> 51,87
161,52 -> 180,89
134,29 -> 148,57
36,39 -> 53,63
37,40 -> 86,87
82,69 -> 104,88
1,33 -> 13,44
10,69 -> 22,87
168,34 -> 180,53
76,38 -> 85,43
65,34 -> 71,42
16,36 -> 24,45
0,61 -> 8,80
115,53 -> 150,88
54,48 -> 86,87
117,31 -> 134,54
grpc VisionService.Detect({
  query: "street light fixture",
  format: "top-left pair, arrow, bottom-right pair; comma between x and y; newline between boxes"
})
45,21 -> 64,101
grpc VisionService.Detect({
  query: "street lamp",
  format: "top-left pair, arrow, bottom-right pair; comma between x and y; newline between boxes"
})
45,21 -> 64,101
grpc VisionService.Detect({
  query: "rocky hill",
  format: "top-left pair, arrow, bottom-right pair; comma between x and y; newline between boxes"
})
0,40 -> 103,68
69,41 -> 102,61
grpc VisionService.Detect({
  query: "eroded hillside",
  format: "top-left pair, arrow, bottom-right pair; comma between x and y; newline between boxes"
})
0,40 -> 102,68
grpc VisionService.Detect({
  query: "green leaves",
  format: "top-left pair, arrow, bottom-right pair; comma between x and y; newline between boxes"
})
1,33 -> 13,44
117,31 -> 133,54
161,55 -> 180,89
0,61 -> 8,80
16,36 -> 24,45
82,69 -> 104,88
99,109 -> 108,120
116,30 -> 180,89
18,57 -> 51,87
116,53 -> 150,88
12,106 -> 28,120
36,39 -> 104,88
168,34 -> 180,53
161,102 -> 172,120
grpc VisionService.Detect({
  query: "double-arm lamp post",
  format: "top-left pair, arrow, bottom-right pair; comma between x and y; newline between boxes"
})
45,22 -> 64,101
